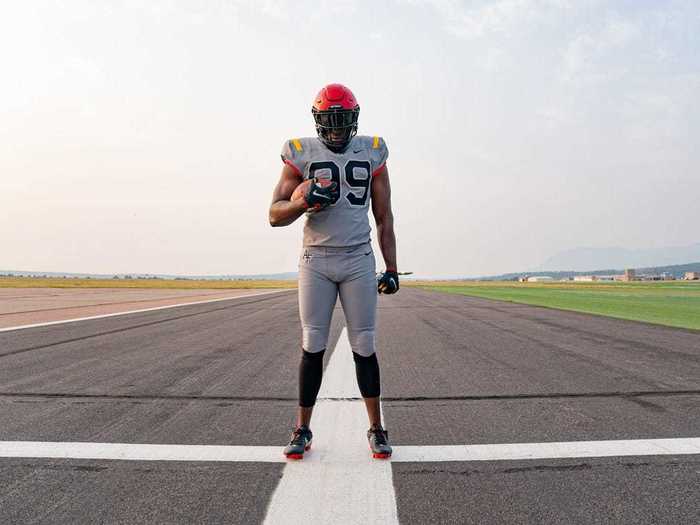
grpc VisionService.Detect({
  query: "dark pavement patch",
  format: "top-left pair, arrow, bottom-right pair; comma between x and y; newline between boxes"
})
0,459 -> 282,525
392,456 -> 700,525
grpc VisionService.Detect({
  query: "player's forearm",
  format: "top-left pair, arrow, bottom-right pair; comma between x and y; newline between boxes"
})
377,217 -> 397,271
269,200 -> 306,227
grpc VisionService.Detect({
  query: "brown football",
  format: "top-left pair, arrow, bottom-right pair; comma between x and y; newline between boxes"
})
291,179 -> 313,202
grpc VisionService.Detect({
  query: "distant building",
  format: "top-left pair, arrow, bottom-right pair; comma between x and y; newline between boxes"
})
526,276 -> 553,282
638,274 -> 673,281
620,268 -> 636,282
574,275 -> 597,282
685,272 -> 700,280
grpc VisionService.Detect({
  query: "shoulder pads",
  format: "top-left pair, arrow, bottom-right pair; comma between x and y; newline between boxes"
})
365,136 -> 388,174
280,138 -> 312,177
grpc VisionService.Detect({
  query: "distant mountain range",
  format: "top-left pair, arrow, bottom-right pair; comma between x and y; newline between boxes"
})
537,242 -> 700,272
0,270 -> 298,281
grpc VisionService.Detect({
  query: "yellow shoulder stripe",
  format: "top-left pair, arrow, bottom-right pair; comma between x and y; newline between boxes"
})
292,139 -> 303,152
372,136 -> 380,149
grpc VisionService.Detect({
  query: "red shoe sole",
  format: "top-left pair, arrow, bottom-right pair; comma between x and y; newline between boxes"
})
369,444 -> 392,459
284,443 -> 311,460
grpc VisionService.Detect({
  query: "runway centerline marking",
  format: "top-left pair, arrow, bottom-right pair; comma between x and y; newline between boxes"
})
262,327 -> 400,524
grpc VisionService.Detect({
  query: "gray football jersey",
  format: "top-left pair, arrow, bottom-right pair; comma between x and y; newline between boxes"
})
281,135 -> 389,247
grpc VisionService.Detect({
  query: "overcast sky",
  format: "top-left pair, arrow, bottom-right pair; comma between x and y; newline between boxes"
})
2,1 -> 698,277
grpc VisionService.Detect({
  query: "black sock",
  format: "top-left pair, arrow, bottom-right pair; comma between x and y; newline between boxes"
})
352,351 -> 381,398
299,349 -> 325,407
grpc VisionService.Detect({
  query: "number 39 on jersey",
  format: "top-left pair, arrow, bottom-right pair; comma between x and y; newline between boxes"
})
281,135 -> 388,209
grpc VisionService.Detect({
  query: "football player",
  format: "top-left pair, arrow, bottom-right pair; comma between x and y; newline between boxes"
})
269,83 -> 399,459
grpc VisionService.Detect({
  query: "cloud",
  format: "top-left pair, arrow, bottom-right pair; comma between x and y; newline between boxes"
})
561,15 -> 640,84
237,0 -> 357,20
432,0 -> 531,39
420,0 -> 578,40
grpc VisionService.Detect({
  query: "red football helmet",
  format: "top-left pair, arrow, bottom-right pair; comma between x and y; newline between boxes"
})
312,83 -> 360,152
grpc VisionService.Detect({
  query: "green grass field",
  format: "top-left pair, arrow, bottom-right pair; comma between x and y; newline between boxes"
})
414,281 -> 700,331
0,277 -> 297,290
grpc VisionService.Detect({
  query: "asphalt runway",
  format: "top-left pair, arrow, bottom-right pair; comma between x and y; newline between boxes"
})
0,288 -> 283,329
0,288 -> 698,524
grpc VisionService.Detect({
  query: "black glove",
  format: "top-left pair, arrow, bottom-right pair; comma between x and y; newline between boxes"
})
304,177 -> 339,211
377,270 -> 399,294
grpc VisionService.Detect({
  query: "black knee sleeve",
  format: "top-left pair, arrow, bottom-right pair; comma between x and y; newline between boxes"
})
352,351 -> 381,398
299,349 -> 325,407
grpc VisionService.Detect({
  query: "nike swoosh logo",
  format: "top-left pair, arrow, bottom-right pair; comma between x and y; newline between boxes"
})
353,149 -> 362,153
312,191 -> 331,200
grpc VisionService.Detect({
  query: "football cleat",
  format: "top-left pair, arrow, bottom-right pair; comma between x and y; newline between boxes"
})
367,425 -> 392,459
283,425 -> 313,460
312,83 -> 360,153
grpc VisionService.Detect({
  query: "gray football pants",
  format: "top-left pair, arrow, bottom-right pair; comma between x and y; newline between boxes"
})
298,242 -> 377,357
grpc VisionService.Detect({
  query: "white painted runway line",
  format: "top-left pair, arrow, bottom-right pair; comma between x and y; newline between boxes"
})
263,328 -> 400,525
391,437 -> 700,462
2,437 -> 699,464
0,441 -> 282,463
0,289 -> 290,333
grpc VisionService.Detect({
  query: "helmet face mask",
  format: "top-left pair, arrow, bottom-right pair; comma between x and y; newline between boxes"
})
312,107 -> 360,152
311,84 -> 360,152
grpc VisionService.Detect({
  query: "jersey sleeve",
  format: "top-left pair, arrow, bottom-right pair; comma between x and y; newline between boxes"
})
280,139 -> 305,178
370,136 -> 389,176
